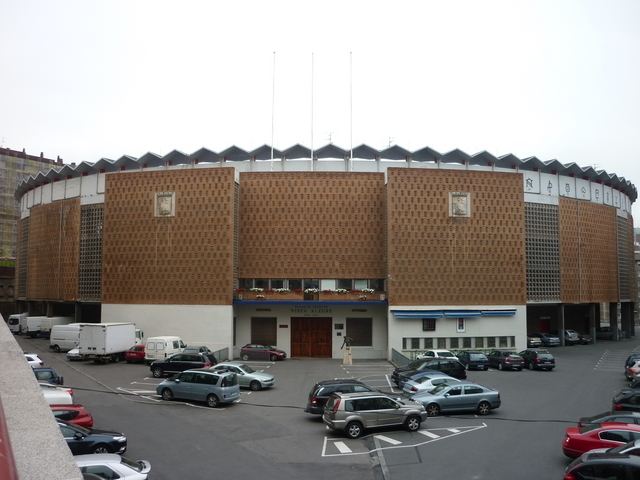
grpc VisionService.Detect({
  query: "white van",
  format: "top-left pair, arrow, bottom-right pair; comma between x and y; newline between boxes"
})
40,316 -> 74,338
50,323 -> 84,352
8,313 -> 28,334
26,316 -> 48,337
145,336 -> 186,363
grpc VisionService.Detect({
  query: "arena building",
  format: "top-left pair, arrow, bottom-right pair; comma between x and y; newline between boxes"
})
13,144 -> 637,360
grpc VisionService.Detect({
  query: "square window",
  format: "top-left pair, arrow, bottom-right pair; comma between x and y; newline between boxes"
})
337,279 -> 352,290
422,319 -> 436,331
410,337 -> 420,349
499,336 -> 508,347
437,338 -> 447,349
270,279 -> 284,289
450,338 -> 459,349
288,279 -> 302,290
320,279 -> 336,291
424,338 -> 433,348
354,279 -> 368,290
487,337 -> 496,348
463,337 -> 471,348
475,337 -> 484,348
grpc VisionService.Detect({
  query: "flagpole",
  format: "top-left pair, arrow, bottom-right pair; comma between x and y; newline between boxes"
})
271,51 -> 275,163
310,52 -> 314,166
349,50 -> 353,171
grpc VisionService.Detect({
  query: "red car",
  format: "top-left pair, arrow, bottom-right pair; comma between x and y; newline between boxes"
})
51,404 -> 94,427
563,422 -> 640,458
240,344 -> 287,361
124,344 -> 145,363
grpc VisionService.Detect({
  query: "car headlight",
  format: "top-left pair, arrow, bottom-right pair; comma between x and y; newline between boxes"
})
113,436 -> 126,442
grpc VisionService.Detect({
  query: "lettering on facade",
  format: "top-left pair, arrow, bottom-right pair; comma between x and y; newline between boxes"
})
290,305 -> 333,316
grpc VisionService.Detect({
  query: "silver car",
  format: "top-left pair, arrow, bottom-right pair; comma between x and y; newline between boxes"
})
155,368 -> 240,407
412,382 -> 501,417
212,361 -> 275,391
323,391 -> 427,439
402,372 -> 461,394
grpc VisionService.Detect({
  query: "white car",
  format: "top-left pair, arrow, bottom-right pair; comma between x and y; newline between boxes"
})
75,454 -> 151,480
402,373 -> 461,394
24,353 -> 44,367
66,347 -> 83,361
416,349 -> 457,360
40,382 -> 74,405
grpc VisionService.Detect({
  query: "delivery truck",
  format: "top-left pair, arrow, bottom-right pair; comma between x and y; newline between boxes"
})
78,322 -> 137,363
7,313 -> 28,334
26,316 -> 49,337
39,316 -> 74,338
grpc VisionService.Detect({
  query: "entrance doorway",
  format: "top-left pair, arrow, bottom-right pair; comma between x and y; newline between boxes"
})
291,317 -> 332,357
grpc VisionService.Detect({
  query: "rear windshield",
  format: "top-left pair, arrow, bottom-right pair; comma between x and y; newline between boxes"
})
325,396 -> 336,410
537,354 -> 553,360
221,374 -> 237,387
469,354 -> 486,360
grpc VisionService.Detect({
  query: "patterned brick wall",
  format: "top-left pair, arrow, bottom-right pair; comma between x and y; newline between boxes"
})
102,168 -> 236,304
16,217 -> 28,298
559,198 -> 618,303
618,215 -> 637,302
238,172 -> 386,279
387,168 -> 526,305
26,199 -> 80,300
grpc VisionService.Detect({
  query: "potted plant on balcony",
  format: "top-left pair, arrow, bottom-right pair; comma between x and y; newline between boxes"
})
304,288 -> 319,300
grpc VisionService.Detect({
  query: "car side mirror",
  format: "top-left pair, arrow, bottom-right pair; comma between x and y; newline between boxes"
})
444,393 -> 450,397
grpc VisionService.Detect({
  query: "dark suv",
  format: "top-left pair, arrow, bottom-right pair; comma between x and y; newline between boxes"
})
487,350 -> 524,371
150,352 -> 217,378
613,389 -> 640,412
305,379 -> 376,415
518,349 -> 555,371
33,367 -> 64,385
394,358 -> 466,387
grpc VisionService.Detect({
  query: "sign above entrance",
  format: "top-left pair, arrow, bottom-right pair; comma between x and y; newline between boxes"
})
290,305 -> 333,316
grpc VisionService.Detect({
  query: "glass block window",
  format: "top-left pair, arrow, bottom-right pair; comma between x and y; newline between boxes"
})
79,204 -> 103,301
618,217 -> 632,300
16,218 -> 29,297
525,203 -> 560,302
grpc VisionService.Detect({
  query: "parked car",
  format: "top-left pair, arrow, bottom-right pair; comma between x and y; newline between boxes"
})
40,383 -> 74,405
565,450 -> 640,479
24,353 -> 44,367
563,329 -> 581,345
456,351 -> 489,370
155,368 -> 240,407
627,360 -> 640,381
33,366 -> 64,385
124,344 -> 146,363
305,379 -> 376,415
578,332 -> 594,344
322,391 -> 427,439
487,350 -> 524,371
149,352 -> 217,378
212,361 -> 275,390
518,349 -> 555,371
402,371 -> 461,394
527,334 -> 543,348
578,411 -> 640,428
596,326 -> 619,341
75,454 -> 151,480
240,344 -> 287,361
182,345 -> 213,354
411,382 -> 501,417
415,349 -> 456,360
395,358 -> 467,386
66,347 -> 83,361
391,359 -> 433,386
613,389 -> 640,412
58,420 -> 127,455
562,422 -> 640,458
51,404 -> 94,428
625,353 -> 640,380
532,332 -> 561,347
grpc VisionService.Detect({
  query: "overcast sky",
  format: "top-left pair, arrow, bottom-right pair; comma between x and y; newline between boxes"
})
1,0 -> 639,210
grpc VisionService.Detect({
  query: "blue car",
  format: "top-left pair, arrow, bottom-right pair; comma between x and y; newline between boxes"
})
412,382 -> 501,417
156,368 -> 240,408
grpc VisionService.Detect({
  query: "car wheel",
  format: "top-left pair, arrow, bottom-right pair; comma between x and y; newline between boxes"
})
250,380 -> 262,391
92,444 -> 111,454
152,367 -> 163,378
477,401 -> 491,415
498,363 -> 503,371
53,345 -> 60,353
346,421 -> 363,439
483,366 -> 489,371
270,354 -> 277,361
405,415 -> 421,432
528,362 -> 533,370
241,354 -> 249,361
161,388 -> 173,401
207,394 -> 219,408
426,403 -> 440,417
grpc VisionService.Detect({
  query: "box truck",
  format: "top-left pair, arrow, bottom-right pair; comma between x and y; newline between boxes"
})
26,316 -> 49,337
39,316 -> 74,338
78,322 -> 137,363
7,313 -> 28,334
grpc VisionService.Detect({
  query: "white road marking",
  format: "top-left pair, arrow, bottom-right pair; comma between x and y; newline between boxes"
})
333,441 -> 353,453
374,435 -> 402,445
447,428 -> 460,433
418,430 -> 440,439
130,381 -> 159,386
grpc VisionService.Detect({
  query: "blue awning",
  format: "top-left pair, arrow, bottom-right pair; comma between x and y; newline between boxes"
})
391,309 -> 516,319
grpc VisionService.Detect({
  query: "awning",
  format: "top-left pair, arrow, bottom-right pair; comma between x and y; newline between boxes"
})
391,309 -> 516,319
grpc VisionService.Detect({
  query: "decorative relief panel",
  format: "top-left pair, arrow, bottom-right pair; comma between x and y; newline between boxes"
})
387,168 -> 526,306
238,172 -> 386,279
102,168 -> 236,305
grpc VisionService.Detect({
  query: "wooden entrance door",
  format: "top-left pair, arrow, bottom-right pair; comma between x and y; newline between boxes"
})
291,317 -> 332,357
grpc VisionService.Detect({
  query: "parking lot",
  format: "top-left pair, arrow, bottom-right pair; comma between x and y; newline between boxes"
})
19,334 -> 640,480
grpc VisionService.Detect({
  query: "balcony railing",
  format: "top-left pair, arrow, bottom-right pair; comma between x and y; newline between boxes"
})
234,289 -> 386,302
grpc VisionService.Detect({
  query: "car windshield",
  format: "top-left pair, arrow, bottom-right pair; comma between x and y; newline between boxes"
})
415,376 -> 434,384
239,364 -> 255,373
579,424 -> 602,434
430,384 -> 449,395
608,441 -> 635,454
408,360 -> 424,369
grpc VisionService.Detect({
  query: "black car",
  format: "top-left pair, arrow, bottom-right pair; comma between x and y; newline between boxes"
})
182,345 -> 213,354
150,352 -> 217,378
518,349 -> 555,371
613,389 -> 640,412
578,411 -> 640,428
578,332 -> 594,344
487,350 -> 524,371
395,358 -> 467,386
565,451 -> 640,479
305,379 -> 376,415
456,351 -> 489,371
57,420 -> 127,455
33,367 -> 64,385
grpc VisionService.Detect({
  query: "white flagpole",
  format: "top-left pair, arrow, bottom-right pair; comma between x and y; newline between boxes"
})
311,52 -> 314,166
349,51 -> 353,171
271,51 -> 275,162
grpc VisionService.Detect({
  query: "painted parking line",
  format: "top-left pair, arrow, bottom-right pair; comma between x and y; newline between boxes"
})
374,435 -> 402,445
418,430 -> 440,439
333,441 -> 352,454
447,428 -> 460,433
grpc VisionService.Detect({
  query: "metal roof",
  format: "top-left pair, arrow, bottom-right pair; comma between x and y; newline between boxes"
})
14,144 -> 637,201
